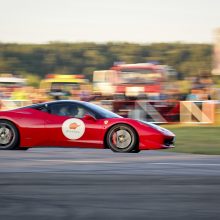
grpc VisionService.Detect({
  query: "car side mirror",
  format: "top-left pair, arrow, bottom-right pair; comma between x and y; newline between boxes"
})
83,114 -> 96,121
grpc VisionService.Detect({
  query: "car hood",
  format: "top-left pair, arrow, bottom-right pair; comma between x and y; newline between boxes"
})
137,120 -> 175,136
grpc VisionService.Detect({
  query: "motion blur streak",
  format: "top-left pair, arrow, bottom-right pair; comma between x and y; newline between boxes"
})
0,149 -> 220,219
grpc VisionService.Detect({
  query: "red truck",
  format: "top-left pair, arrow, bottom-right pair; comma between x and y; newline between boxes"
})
93,63 -> 176,100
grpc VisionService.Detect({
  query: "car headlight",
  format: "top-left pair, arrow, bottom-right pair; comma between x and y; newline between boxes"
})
138,120 -> 173,135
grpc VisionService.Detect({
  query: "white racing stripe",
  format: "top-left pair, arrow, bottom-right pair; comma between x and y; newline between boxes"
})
35,159 -> 220,166
151,162 -> 220,166
37,159 -> 119,164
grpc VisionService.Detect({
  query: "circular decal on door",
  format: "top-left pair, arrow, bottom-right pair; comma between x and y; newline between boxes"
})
62,118 -> 85,140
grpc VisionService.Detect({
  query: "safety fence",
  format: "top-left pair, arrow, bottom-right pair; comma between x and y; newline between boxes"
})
1,99 -> 220,125
101,100 -> 220,124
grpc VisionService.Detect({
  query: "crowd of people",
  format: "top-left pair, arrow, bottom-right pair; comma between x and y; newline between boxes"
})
0,86 -> 48,103
0,84 -> 93,110
0,74 -> 219,111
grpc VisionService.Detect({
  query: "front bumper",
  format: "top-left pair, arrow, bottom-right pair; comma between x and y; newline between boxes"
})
163,136 -> 175,148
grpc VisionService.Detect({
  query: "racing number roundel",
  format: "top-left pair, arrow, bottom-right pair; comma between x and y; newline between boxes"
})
62,119 -> 85,139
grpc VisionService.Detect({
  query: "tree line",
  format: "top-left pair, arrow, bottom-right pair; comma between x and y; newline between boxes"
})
0,42 -> 213,84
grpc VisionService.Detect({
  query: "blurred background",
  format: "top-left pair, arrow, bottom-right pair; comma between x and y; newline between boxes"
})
2,2 -> 220,219
1,0 -> 220,143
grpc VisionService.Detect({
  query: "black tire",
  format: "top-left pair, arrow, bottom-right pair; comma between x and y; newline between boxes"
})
17,147 -> 29,151
106,124 -> 138,153
0,120 -> 19,150
131,148 -> 141,153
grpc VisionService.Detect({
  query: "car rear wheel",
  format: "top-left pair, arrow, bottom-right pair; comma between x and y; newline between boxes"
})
106,124 -> 138,153
0,120 -> 19,150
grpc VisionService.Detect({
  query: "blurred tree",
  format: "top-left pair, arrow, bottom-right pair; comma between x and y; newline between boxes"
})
0,42 -> 212,84
23,73 -> 41,87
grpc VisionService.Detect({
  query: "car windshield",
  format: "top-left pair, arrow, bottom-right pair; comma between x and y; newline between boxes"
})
84,102 -> 122,119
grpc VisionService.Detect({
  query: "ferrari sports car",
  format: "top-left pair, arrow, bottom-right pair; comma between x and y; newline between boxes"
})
0,100 -> 175,153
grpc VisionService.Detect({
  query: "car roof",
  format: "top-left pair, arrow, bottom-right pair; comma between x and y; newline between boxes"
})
26,100 -> 86,109
12,99 -> 121,120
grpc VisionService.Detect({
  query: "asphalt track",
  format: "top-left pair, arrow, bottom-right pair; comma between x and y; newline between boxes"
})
1,148 -> 220,220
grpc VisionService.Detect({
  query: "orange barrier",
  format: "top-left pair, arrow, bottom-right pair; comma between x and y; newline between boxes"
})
180,101 -> 217,124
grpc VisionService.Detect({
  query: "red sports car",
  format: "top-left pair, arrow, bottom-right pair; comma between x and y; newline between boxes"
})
0,100 -> 175,153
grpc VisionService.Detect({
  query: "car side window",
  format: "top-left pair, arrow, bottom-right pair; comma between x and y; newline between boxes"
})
49,103 -> 75,117
76,106 -> 92,118
49,103 -> 93,118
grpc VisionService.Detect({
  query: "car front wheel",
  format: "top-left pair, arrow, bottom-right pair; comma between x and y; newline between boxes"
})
106,124 -> 138,153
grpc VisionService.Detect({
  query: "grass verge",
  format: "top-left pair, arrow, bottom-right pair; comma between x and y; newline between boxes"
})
162,125 -> 220,155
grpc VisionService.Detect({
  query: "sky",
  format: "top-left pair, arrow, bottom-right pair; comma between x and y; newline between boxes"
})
0,0 -> 220,44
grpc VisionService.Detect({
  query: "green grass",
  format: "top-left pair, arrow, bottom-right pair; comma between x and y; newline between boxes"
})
162,125 -> 220,155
